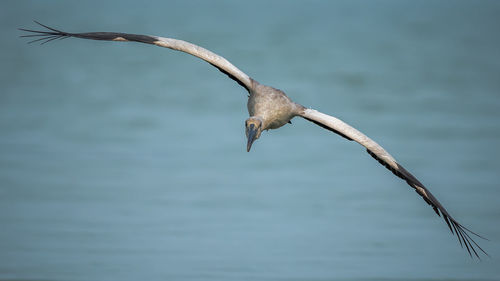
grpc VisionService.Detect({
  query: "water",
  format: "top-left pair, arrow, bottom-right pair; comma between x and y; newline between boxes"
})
1,0 -> 500,280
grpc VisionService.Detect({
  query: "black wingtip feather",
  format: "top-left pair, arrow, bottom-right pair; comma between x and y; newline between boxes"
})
443,215 -> 454,234
365,148 -> 488,259
443,211 -> 489,259
33,20 -> 64,33
19,21 -> 73,45
450,219 -> 464,247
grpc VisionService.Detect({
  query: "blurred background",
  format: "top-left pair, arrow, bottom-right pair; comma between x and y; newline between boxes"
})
1,0 -> 500,280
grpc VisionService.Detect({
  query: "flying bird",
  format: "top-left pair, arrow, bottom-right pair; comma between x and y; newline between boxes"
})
20,21 -> 487,258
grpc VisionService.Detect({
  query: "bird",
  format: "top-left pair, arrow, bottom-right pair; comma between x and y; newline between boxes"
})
20,21 -> 487,258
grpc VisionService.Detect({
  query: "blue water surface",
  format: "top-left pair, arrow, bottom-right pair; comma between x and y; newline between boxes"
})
1,1 -> 500,280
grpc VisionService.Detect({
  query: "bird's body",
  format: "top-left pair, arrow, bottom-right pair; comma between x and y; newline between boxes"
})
20,22 -> 487,258
248,83 -> 300,130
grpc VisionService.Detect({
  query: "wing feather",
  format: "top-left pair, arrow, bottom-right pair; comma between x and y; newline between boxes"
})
20,21 -> 254,92
300,108 -> 487,258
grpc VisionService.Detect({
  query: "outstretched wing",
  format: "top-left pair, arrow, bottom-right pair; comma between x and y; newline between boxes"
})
300,107 -> 487,258
20,21 -> 255,92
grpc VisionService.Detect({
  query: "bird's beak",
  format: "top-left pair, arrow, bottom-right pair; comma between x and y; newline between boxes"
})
246,124 -> 258,152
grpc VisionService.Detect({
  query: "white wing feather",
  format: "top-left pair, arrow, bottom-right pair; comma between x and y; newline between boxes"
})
300,108 -> 487,258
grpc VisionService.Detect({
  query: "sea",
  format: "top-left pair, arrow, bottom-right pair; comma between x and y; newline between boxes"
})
1,1 -> 500,280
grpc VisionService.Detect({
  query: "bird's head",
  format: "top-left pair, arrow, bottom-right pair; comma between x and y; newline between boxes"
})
245,117 -> 263,152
